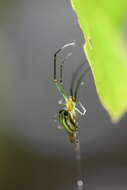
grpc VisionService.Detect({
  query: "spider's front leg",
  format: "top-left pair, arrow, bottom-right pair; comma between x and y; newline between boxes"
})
53,45 -> 68,101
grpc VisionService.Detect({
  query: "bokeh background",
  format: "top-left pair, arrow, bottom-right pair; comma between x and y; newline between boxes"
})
0,0 -> 127,189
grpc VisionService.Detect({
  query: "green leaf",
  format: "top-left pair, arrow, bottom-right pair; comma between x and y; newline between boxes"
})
71,0 -> 127,122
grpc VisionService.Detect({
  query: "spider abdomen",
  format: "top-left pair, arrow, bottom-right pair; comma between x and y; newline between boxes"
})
58,110 -> 78,135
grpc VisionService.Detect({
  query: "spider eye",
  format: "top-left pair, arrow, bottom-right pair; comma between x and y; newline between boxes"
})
64,111 -> 69,116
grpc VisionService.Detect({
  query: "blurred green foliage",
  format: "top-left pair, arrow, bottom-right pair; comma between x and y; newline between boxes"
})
71,0 -> 127,122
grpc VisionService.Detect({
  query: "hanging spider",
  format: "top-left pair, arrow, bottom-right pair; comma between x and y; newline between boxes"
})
53,42 -> 90,143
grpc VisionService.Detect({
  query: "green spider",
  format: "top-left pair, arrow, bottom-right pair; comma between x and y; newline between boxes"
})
53,42 -> 90,143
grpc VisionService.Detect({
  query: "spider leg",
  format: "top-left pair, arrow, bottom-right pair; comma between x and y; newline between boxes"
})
53,48 -> 67,101
55,81 -> 68,101
70,62 -> 85,99
57,125 -> 64,129
74,66 -> 90,101
53,42 -> 75,101
58,99 -> 64,105
75,101 -> 86,116
53,115 -> 64,130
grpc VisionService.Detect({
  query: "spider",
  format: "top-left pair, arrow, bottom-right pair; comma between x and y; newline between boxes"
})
53,42 -> 90,143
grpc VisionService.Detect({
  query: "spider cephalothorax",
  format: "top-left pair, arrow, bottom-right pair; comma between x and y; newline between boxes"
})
53,42 -> 90,143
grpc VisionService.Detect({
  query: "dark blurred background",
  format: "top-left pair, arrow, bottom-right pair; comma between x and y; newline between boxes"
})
0,0 -> 127,189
